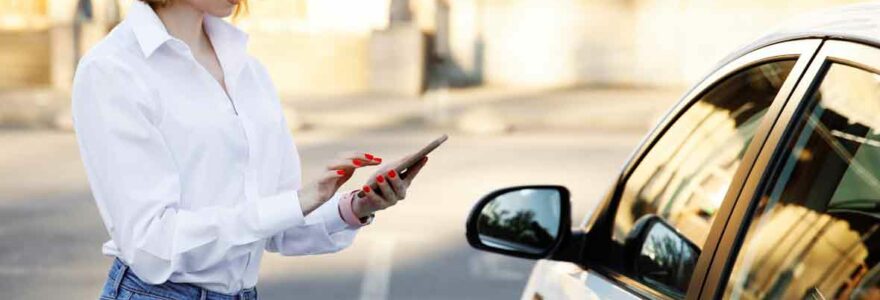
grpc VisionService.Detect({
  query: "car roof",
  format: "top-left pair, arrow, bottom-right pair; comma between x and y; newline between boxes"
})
717,1 -> 880,68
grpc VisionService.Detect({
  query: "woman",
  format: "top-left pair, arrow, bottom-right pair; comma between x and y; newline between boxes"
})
71,0 -> 428,299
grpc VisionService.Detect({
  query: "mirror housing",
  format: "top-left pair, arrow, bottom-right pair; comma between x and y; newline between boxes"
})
465,185 -> 572,260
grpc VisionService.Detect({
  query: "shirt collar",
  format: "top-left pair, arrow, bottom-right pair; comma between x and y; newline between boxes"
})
128,0 -> 172,57
127,0 -> 250,78
203,15 -> 250,79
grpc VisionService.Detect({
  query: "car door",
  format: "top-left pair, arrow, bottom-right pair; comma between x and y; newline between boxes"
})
520,40 -> 823,300
698,39 -> 880,299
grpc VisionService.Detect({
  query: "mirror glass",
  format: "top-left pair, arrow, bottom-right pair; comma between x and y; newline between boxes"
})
635,220 -> 700,294
476,188 -> 562,254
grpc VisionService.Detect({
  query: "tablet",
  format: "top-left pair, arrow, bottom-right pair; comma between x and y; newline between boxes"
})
358,134 -> 448,198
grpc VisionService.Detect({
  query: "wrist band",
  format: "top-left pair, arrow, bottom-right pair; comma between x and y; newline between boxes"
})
339,190 -> 373,227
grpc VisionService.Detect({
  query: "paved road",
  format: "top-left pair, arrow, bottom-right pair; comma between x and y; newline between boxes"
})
0,127 -> 643,299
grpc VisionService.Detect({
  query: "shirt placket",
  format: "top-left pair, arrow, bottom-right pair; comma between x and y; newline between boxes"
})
224,74 -> 260,292
177,40 -> 259,291
237,114 -> 259,290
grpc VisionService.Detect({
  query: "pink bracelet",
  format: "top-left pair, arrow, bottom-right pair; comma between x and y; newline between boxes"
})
338,190 -> 373,227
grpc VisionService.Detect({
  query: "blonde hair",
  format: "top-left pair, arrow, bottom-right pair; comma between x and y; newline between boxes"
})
138,0 -> 248,18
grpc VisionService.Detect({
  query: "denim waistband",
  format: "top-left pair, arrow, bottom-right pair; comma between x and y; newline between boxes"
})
107,258 -> 257,300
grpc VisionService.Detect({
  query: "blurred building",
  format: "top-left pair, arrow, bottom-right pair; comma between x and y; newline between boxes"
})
0,0 -> 868,97
0,0 -> 119,90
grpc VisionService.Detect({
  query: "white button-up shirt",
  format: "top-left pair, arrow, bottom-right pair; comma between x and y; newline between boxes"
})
71,1 -> 359,294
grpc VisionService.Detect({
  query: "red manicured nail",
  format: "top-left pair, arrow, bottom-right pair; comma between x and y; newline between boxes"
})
363,185 -> 371,193
388,170 -> 396,178
376,175 -> 385,183
365,153 -> 374,160
353,159 -> 362,166
336,169 -> 345,175
374,157 -> 382,163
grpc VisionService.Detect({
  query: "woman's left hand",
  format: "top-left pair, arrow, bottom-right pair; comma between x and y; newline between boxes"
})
300,151 -> 381,215
352,156 -> 429,218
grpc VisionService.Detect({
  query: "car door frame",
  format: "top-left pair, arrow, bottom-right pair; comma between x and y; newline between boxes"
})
696,38 -> 880,299
570,39 -> 823,300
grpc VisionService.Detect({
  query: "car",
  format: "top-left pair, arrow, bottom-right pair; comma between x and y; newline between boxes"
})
464,3 -> 880,300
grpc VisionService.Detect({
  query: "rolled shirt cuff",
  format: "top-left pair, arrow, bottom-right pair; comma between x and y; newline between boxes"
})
257,189 -> 305,236
310,192 -> 353,233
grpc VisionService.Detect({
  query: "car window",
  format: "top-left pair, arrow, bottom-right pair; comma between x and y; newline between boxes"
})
612,60 -> 797,296
724,63 -> 880,300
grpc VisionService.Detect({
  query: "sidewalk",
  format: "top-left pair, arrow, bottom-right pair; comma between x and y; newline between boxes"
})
284,86 -> 684,134
0,86 -> 684,134
0,88 -> 69,129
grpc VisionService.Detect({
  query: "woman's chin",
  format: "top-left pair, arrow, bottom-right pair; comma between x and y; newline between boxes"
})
205,6 -> 235,18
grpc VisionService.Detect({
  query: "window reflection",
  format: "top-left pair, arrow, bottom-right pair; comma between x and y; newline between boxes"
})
726,63 -> 880,300
610,60 -> 796,296
615,60 -> 796,248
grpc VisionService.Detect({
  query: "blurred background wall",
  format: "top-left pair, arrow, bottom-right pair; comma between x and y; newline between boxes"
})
0,0 -> 867,127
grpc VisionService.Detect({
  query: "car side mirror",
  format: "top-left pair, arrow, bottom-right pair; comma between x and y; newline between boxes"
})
465,185 -> 571,259
625,215 -> 700,295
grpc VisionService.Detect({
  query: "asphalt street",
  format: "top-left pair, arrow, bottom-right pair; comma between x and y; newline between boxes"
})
0,127 -> 644,299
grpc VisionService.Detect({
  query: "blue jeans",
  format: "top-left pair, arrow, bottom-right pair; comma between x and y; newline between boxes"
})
100,258 -> 258,300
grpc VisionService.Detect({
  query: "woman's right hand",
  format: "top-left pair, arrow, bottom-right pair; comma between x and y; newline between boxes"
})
299,151 -> 382,215
352,155 -> 429,218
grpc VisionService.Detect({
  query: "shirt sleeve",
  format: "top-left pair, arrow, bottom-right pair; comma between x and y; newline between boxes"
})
264,98 -> 361,256
71,59 -> 305,284
265,192 -> 360,256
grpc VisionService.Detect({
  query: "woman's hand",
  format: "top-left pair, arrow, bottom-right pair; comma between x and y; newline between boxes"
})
300,152 -> 381,215
352,155 -> 429,218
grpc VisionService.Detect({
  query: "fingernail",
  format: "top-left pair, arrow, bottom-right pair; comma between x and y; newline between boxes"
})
376,175 -> 385,183
363,185 -> 371,193
336,169 -> 345,175
374,157 -> 382,163
353,159 -> 362,166
365,153 -> 374,160
388,170 -> 396,178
